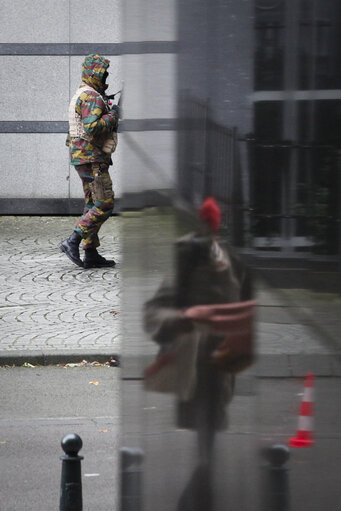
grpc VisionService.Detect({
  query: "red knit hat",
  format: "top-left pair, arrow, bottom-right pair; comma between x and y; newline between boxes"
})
199,197 -> 221,233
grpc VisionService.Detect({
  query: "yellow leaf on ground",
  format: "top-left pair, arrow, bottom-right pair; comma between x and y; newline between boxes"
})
89,381 -> 99,386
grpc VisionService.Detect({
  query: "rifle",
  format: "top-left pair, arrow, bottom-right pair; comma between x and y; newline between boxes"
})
106,85 -> 123,135
106,85 -> 123,113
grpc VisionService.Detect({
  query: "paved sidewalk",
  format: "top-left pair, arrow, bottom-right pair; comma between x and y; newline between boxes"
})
1,213 -> 340,376
0,216 -> 121,363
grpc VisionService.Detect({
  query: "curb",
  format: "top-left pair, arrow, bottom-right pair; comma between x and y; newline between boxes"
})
254,353 -> 341,378
252,265 -> 341,354
0,349 -> 119,367
1,351 -> 341,378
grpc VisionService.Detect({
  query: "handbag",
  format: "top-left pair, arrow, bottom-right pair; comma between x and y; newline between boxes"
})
184,300 -> 256,373
143,330 -> 200,401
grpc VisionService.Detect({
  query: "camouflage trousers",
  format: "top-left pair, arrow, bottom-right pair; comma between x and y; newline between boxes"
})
74,162 -> 114,249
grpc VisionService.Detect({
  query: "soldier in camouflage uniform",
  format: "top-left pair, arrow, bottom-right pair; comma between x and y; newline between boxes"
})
59,54 -> 119,268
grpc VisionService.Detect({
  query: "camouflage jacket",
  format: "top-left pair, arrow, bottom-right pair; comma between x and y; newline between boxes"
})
67,54 -> 118,166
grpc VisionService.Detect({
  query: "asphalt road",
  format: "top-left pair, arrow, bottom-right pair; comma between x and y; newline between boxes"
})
0,366 -> 120,511
122,375 -> 341,511
1,366 -> 340,511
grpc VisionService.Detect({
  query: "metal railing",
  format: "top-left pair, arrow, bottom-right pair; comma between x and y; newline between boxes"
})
178,93 -> 245,246
178,93 -> 340,255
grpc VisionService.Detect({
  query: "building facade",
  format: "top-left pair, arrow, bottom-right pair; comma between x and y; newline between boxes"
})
0,0 -> 177,214
252,0 -> 341,254
1,0 -> 339,257
177,0 -> 341,255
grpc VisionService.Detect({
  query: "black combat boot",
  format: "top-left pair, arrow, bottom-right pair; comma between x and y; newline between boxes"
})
83,247 -> 116,269
59,232 -> 83,267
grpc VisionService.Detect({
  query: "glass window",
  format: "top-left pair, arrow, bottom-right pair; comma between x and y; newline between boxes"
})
255,0 -> 341,91
254,1 -> 285,90
298,0 -> 341,89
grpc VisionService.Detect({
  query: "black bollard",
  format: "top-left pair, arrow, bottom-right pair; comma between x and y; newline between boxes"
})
261,444 -> 290,511
121,447 -> 144,511
60,433 -> 84,511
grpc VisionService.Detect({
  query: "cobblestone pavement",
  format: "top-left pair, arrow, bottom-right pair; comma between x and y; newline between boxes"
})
0,216 -> 121,357
1,213 -> 339,375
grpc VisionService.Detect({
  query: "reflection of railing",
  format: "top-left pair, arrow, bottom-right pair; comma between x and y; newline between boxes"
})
178,94 -> 245,246
178,95 -> 340,254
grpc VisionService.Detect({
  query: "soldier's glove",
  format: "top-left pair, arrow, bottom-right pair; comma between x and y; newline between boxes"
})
110,104 -> 120,117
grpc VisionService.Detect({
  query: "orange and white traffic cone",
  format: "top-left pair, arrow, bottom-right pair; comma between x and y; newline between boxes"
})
289,372 -> 315,448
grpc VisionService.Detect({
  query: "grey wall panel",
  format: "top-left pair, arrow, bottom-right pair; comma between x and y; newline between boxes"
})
123,54 -> 176,119
0,198 -> 84,215
110,143 -> 123,199
120,131 -> 176,193
123,0 -> 177,42
177,1 -> 209,100
206,0 -> 254,132
178,0 -> 254,133
70,0 -> 122,43
68,164 -> 82,200
0,119 -> 177,133
0,134 -> 70,199
0,0 -> 69,43
0,42 -> 178,56
0,56 -> 69,121
0,122 -> 68,133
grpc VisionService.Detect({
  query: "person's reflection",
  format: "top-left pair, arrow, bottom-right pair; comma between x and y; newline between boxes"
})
144,198 -> 255,511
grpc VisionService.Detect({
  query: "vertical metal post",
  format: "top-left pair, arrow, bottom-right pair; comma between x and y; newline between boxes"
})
261,444 -> 291,511
245,133 -> 256,246
60,434 -> 84,511
288,144 -> 298,250
121,447 -> 144,511
204,99 -> 212,199
282,0 -> 300,253
230,126 -> 238,245
338,150 -> 341,295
